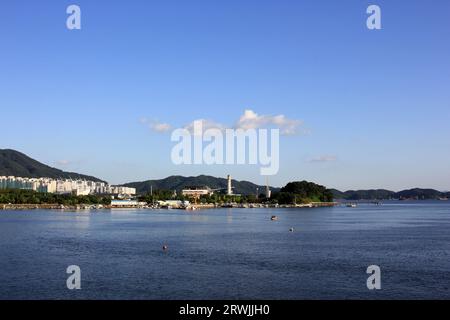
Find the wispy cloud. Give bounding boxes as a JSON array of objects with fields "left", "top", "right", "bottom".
[
  {"left": 55, "top": 160, "right": 71, "bottom": 166},
  {"left": 140, "top": 117, "right": 172, "bottom": 133},
  {"left": 308, "top": 155, "right": 337, "bottom": 163},
  {"left": 141, "top": 109, "right": 303, "bottom": 136},
  {"left": 54, "top": 159, "right": 85, "bottom": 168}
]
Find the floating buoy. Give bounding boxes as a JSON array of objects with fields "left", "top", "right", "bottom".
[
  {"left": 162, "top": 245, "right": 168, "bottom": 251},
  {"left": 289, "top": 228, "right": 294, "bottom": 232}
]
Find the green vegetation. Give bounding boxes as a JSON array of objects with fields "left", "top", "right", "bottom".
[
  {"left": 0, "top": 189, "right": 111, "bottom": 205},
  {"left": 138, "top": 189, "right": 180, "bottom": 203},
  {"left": 1, "top": 180, "right": 334, "bottom": 206},
  {"left": 124, "top": 175, "right": 279, "bottom": 195},
  {"left": 272, "top": 181, "right": 334, "bottom": 204},
  {"left": 138, "top": 180, "right": 334, "bottom": 205},
  {"left": 331, "top": 188, "right": 450, "bottom": 200}
]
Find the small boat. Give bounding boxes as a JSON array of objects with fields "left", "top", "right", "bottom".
[
  {"left": 346, "top": 203, "right": 357, "bottom": 208},
  {"left": 289, "top": 227, "right": 294, "bottom": 232},
  {"left": 271, "top": 215, "right": 278, "bottom": 221}
]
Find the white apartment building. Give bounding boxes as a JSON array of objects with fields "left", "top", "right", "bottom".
[
  {"left": 0, "top": 176, "right": 135, "bottom": 196},
  {"left": 108, "top": 186, "right": 136, "bottom": 196},
  {"left": 0, "top": 176, "right": 57, "bottom": 193}
]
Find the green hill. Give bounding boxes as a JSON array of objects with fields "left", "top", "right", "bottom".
[
  {"left": 395, "top": 188, "right": 444, "bottom": 200},
  {"left": 0, "top": 149, "right": 105, "bottom": 182},
  {"left": 331, "top": 188, "right": 448, "bottom": 200},
  {"left": 123, "top": 175, "right": 279, "bottom": 195}
]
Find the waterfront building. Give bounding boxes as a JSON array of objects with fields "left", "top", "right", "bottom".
[
  {"left": 182, "top": 186, "right": 214, "bottom": 200},
  {"left": 110, "top": 199, "right": 139, "bottom": 207}
]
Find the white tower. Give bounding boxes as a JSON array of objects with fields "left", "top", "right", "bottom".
[
  {"left": 227, "top": 175, "right": 232, "bottom": 196},
  {"left": 265, "top": 177, "right": 271, "bottom": 199}
]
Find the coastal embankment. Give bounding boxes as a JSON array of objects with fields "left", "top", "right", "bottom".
[
  {"left": 0, "top": 204, "right": 105, "bottom": 210},
  {"left": 1, "top": 202, "right": 337, "bottom": 211}
]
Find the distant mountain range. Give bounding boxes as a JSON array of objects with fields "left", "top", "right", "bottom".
[
  {"left": 0, "top": 149, "right": 104, "bottom": 182},
  {"left": 124, "top": 178, "right": 450, "bottom": 199},
  {"left": 1, "top": 149, "right": 448, "bottom": 199},
  {"left": 330, "top": 188, "right": 450, "bottom": 200},
  {"left": 123, "top": 175, "right": 280, "bottom": 195}
]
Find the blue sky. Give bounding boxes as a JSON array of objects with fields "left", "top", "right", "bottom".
[{"left": 1, "top": 0, "right": 449, "bottom": 191}]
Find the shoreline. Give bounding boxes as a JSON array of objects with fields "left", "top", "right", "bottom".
[{"left": 0, "top": 202, "right": 338, "bottom": 211}]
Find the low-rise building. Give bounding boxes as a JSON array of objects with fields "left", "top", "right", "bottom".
[
  {"left": 182, "top": 186, "right": 214, "bottom": 200},
  {"left": 110, "top": 199, "right": 139, "bottom": 207},
  {"left": 109, "top": 186, "right": 136, "bottom": 195},
  {"left": 157, "top": 200, "right": 189, "bottom": 208}
]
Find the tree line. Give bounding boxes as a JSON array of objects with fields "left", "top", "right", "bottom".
[
  {"left": 0, "top": 189, "right": 111, "bottom": 205},
  {"left": 138, "top": 180, "right": 334, "bottom": 204}
]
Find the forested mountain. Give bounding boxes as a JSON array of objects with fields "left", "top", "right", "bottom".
[{"left": 0, "top": 149, "right": 104, "bottom": 182}]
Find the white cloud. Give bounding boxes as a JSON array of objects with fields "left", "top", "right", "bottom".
[
  {"left": 308, "top": 155, "right": 337, "bottom": 163},
  {"left": 140, "top": 117, "right": 172, "bottom": 133},
  {"left": 235, "top": 109, "right": 302, "bottom": 135},
  {"left": 151, "top": 122, "right": 172, "bottom": 132},
  {"left": 141, "top": 109, "right": 303, "bottom": 136}
]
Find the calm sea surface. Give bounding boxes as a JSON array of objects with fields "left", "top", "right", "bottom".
[{"left": 0, "top": 201, "right": 449, "bottom": 299}]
